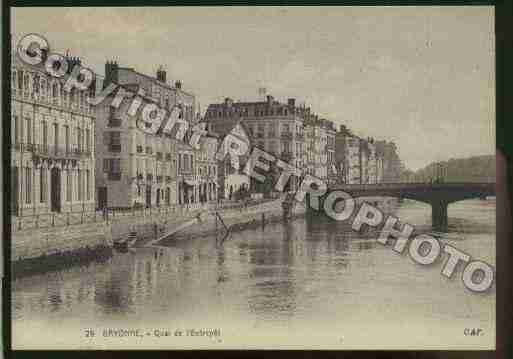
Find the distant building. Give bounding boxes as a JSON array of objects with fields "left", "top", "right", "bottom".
[
  {"left": 205, "top": 95, "right": 306, "bottom": 192},
  {"left": 10, "top": 49, "right": 96, "bottom": 216},
  {"left": 95, "top": 61, "right": 197, "bottom": 208},
  {"left": 375, "top": 140, "right": 402, "bottom": 183},
  {"left": 208, "top": 118, "right": 251, "bottom": 200},
  {"left": 195, "top": 130, "right": 219, "bottom": 203},
  {"left": 335, "top": 131, "right": 362, "bottom": 184},
  {"left": 304, "top": 116, "right": 336, "bottom": 182}
]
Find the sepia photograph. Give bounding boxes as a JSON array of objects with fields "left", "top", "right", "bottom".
[{"left": 8, "top": 5, "right": 496, "bottom": 350}]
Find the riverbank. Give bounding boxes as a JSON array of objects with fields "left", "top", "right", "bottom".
[{"left": 11, "top": 197, "right": 302, "bottom": 275}]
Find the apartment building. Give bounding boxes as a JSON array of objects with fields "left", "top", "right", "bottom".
[
  {"left": 205, "top": 95, "right": 306, "bottom": 192},
  {"left": 304, "top": 116, "right": 336, "bottom": 182},
  {"left": 195, "top": 131, "right": 219, "bottom": 203},
  {"left": 206, "top": 118, "right": 251, "bottom": 200},
  {"left": 10, "top": 52, "right": 96, "bottom": 216},
  {"left": 96, "top": 62, "right": 196, "bottom": 208}
]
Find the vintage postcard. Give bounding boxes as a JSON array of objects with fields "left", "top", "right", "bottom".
[{"left": 9, "top": 6, "right": 495, "bottom": 350}]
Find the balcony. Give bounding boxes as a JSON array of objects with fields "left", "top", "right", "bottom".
[
  {"left": 281, "top": 132, "right": 293, "bottom": 140},
  {"left": 23, "top": 143, "right": 92, "bottom": 159},
  {"left": 296, "top": 133, "right": 305, "bottom": 140}
]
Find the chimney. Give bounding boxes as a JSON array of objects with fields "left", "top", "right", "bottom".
[
  {"left": 175, "top": 80, "right": 182, "bottom": 89},
  {"left": 104, "top": 60, "right": 119, "bottom": 86},
  {"left": 156, "top": 66, "right": 166, "bottom": 83},
  {"left": 288, "top": 98, "right": 295, "bottom": 107},
  {"left": 224, "top": 97, "right": 233, "bottom": 107}
]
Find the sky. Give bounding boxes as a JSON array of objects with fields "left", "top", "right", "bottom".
[{"left": 12, "top": 6, "right": 495, "bottom": 171}]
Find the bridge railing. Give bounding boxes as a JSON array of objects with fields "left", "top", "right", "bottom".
[{"left": 331, "top": 182, "right": 495, "bottom": 190}]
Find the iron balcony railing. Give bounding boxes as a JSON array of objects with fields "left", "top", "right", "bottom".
[
  {"left": 15, "top": 143, "right": 92, "bottom": 158},
  {"left": 281, "top": 132, "right": 293, "bottom": 140}
]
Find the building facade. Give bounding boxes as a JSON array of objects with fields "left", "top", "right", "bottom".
[
  {"left": 207, "top": 120, "right": 251, "bottom": 200},
  {"left": 304, "top": 116, "right": 336, "bottom": 182},
  {"left": 205, "top": 95, "right": 306, "bottom": 193},
  {"left": 95, "top": 62, "right": 197, "bottom": 209},
  {"left": 11, "top": 52, "right": 96, "bottom": 216},
  {"left": 194, "top": 131, "right": 219, "bottom": 203}
]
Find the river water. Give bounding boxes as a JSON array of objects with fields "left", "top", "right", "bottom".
[{"left": 12, "top": 198, "right": 495, "bottom": 350}]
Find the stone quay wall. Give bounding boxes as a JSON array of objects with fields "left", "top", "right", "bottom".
[
  {"left": 12, "top": 221, "right": 112, "bottom": 262},
  {"left": 11, "top": 197, "right": 307, "bottom": 264}
]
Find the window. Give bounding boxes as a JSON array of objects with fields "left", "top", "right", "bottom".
[
  {"left": 34, "top": 74, "right": 40, "bottom": 95},
  {"left": 25, "top": 167, "right": 32, "bottom": 204},
  {"left": 70, "top": 88, "right": 76, "bottom": 106},
  {"left": 52, "top": 82, "right": 58, "bottom": 102},
  {"left": 54, "top": 124, "right": 59, "bottom": 152},
  {"left": 86, "top": 170, "right": 90, "bottom": 200},
  {"left": 25, "top": 117, "right": 32, "bottom": 144},
  {"left": 14, "top": 115, "right": 20, "bottom": 144},
  {"left": 40, "top": 78, "right": 46, "bottom": 99},
  {"left": 108, "top": 132, "right": 121, "bottom": 152},
  {"left": 77, "top": 170, "right": 82, "bottom": 201},
  {"left": 64, "top": 125, "right": 69, "bottom": 152},
  {"left": 104, "top": 159, "right": 121, "bottom": 180},
  {"left": 41, "top": 121, "right": 48, "bottom": 149},
  {"left": 77, "top": 127, "right": 82, "bottom": 152},
  {"left": 67, "top": 171, "right": 72, "bottom": 201},
  {"left": 85, "top": 129, "right": 90, "bottom": 152},
  {"left": 17, "top": 70, "right": 23, "bottom": 91}
]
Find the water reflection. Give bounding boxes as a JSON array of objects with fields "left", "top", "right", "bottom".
[{"left": 12, "top": 199, "right": 495, "bottom": 348}]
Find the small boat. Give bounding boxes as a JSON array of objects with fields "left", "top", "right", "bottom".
[{"left": 113, "top": 231, "right": 138, "bottom": 251}]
